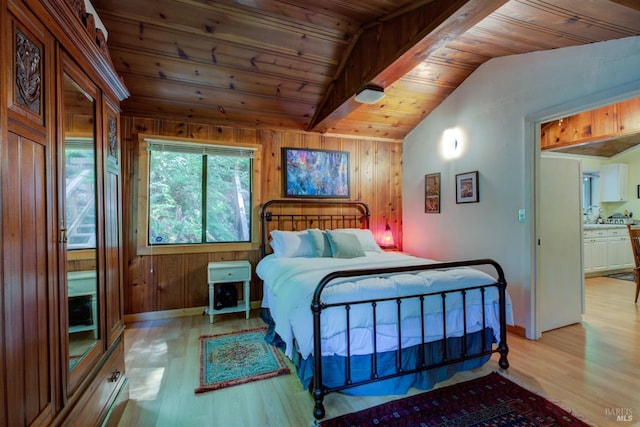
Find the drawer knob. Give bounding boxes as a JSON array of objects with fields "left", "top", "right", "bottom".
[{"left": 108, "top": 369, "right": 121, "bottom": 383}]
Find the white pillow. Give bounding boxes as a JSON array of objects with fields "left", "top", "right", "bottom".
[
  {"left": 269, "top": 239, "right": 281, "bottom": 254},
  {"left": 340, "top": 228, "right": 384, "bottom": 253},
  {"left": 269, "top": 230, "right": 315, "bottom": 258}
]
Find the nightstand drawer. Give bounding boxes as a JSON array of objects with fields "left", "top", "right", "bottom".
[{"left": 207, "top": 261, "right": 251, "bottom": 283}]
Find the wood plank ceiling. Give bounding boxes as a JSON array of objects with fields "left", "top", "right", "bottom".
[{"left": 93, "top": 0, "right": 640, "bottom": 142}]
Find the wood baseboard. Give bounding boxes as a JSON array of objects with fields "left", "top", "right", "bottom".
[
  {"left": 507, "top": 324, "right": 526, "bottom": 337},
  {"left": 124, "top": 301, "right": 263, "bottom": 324}
]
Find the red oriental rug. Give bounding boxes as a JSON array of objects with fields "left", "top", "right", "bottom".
[
  {"left": 319, "top": 372, "right": 591, "bottom": 427},
  {"left": 195, "top": 328, "right": 290, "bottom": 394}
]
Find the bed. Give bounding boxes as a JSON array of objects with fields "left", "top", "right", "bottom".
[{"left": 257, "top": 199, "right": 512, "bottom": 419}]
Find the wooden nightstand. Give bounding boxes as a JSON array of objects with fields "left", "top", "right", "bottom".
[{"left": 207, "top": 260, "right": 251, "bottom": 323}]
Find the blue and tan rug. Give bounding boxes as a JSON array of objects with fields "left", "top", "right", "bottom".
[{"left": 195, "top": 327, "right": 290, "bottom": 394}]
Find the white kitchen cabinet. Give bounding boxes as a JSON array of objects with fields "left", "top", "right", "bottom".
[
  {"left": 607, "top": 236, "right": 627, "bottom": 269},
  {"left": 606, "top": 228, "right": 635, "bottom": 269},
  {"left": 584, "top": 226, "right": 634, "bottom": 273},
  {"left": 584, "top": 236, "right": 608, "bottom": 272},
  {"left": 600, "top": 163, "right": 628, "bottom": 202}
]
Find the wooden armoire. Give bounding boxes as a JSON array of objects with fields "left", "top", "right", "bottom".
[{"left": 1, "top": 0, "right": 129, "bottom": 425}]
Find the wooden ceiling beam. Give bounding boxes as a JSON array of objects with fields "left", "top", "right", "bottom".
[
  {"left": 609, "top": 0, "right": 640, "bottom": 12},
  {"left": 308, "top": 0, "right": 509, "bottom": 133}
]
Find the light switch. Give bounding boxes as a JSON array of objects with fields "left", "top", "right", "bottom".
[{"left": 518, "top": 209, "right": 526, "bottom": 223}]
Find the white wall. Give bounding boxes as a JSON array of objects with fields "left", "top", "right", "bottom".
[{"left": 402, "top": 36, "right": 640, "bottom": 335}]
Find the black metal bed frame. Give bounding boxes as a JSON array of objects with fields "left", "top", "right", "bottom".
[
  {"left": 259, "top": 200, "right": 509, "bottom": 420},
  {"left": 311, "top": 259, "right": 509, "bottom": 419}
]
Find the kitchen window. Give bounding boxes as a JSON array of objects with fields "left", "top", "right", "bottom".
[{"left": 582, "top": 172, "right": 598, "bottom": 212}]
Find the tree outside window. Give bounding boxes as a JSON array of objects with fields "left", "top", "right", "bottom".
[{"left": 148, "top": 148, "right": 252, "bottom": 245}]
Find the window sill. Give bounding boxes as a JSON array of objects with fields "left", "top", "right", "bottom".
[{"left": 136, "top": 242, "right": 259, "bottom": 256}]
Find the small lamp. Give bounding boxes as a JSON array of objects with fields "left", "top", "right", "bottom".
[{"left": 380, "top": 220, "right": 396, "bottom": 249}]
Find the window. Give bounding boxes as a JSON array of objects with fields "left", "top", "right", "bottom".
[
  {"left": 582, "top": 172, "right": 599, "bottom": 212},
  {"left": 143, "top": 138, "right": 257, "bottom": 248}
]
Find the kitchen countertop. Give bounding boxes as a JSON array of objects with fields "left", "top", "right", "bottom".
[{"left": 583, "top": 223, "right": 630, "bottom": 229}]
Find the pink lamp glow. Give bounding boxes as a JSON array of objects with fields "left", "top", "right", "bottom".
[{"left": 380, "top": 221, "right": 395, "bottom": 248}]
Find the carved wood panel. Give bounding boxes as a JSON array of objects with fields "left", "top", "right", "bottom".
[
  {"left": 9, "top": 13, "right": 47, "bottom": 127},
  {"left": 108, "top": 114, "right": 118, "bottom": 161},
  {"left": 15, "top": 29, "right": 41, "bottom": 114}
]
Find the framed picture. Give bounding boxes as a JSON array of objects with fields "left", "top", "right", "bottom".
[
  {"left": 425, "top": 173, "right": 441, "bottom": 213},
  {"left": 637, "top": 184, "right": 640, "bottom": 199},
  {"left": 456, "top": 171, "right": 479, "bottom": 204},
  {"left": 282, "top": 147, "right": 350, "bottom": 198}
]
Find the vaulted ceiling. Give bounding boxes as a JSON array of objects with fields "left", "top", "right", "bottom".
[{"left": 93, "top": 0, "right": 640, "bottom": 142}]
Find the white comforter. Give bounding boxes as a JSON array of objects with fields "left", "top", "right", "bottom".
[{"left": 257, "top": 252, "right": 513, "bottom": 359}]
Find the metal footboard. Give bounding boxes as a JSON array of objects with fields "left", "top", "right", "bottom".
[{"left": 310, "top": 259, "right": 509, "bottom": 420}]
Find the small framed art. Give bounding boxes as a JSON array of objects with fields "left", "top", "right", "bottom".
[
  {"left": 455, "top": 171, "right": 479, "bottom": 204},
  {"left": 282, "top": 147, "right": 350, "bottom": 198},
  {"left": 425, "top": 173, "right": 441, "bottom": 213}
]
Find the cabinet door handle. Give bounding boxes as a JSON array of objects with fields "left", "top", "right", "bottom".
[{"left": 108, "top": 369, "right": 121, "bottom": 382}]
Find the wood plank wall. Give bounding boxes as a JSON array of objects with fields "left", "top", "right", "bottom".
[
  {"left": 121, "top": 116, "right": 403, "bottom": 315},
  {"left": 541, "top": 97, "right": 640, "bottom": 150}
]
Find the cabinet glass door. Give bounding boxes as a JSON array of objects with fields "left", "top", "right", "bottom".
[{"left": 61, "top": 69, "right": 100, "bottom": 375}]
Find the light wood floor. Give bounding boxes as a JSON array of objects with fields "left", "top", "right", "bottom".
[{"left": 117, "top": 277, "right": 639, "bottom": 427}]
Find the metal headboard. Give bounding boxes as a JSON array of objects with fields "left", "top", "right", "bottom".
[{"left": 260, "top": 199, "right": 370, "bottom": 257}]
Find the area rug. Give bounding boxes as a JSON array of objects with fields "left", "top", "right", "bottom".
[
  {"left": 319, "top": 372, "right": 591, "bottom": 427},
  {"left": 606, "top": 272, "right": 635, "bottom": 281},
  {"left": 194, "top": 327, "right": 290, "bottom": 394}
]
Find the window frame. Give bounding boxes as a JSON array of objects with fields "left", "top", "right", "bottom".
[{"left": 136, "top": 134, "right": 262, "bottom": 255}]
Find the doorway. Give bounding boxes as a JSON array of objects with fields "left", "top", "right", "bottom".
[{"left": 530, "top": 84, "right": 640, "bottom": 339}]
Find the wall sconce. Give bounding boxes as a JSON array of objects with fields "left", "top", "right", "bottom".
[
  {"left": 379, "top": 219, "right": 396, "bottom": 249},
  {"left": 355, "top": 85, "right": 385, "bottom": 104},
  {"left": 442, "top": 128, "right": 462, "bottom": 159}
]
